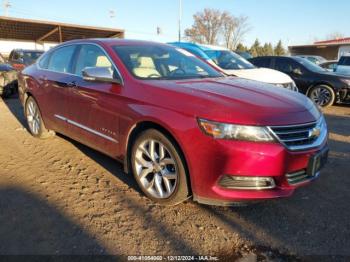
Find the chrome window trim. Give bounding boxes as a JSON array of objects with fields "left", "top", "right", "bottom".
[
  {"left": 54, "top": 114, "right": 118, "bottom": 143},
  {"left": 36, "top": 42, "right": 124, "bottom": 85},
  {"left": 268, "top": 117, "right": 328, "bottom": 151}
]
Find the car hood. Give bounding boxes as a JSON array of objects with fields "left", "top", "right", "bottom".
[
  {"left": 142, "top": 77, "right": 320, "bottom": 126},
  {"left": 223, "top": 68, "right": 293, "bottom": 84}
]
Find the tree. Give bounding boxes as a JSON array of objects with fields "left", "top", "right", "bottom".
[
  {"left": 236, "top": 43, "right": 248, "bottom": 52},
  {"left": 250, "top": 39, "right": 262, "bottom": 57},
  {"left": 274, "top": 40, "right": 286, "bottom": 56},
  {"left": 262, "top": 42, "right": 274, "bottom": 56},
  {"left": 185, "top": 8, "right": 225, "bottom": 45},
  {"left": 184, "top": 9, "right": 250, "bottom": 48},
  {"left": 221, "top": 15, "right": 250, "bottom": 50},
  {"left": 230, "top": 16, "right": 250, "bottom": 50},
  {"left": 221, "top": 12, "right": 236, "bottom": 49},
  {"left": 326, "top": 32, "right": 344, "bottom": 40}
]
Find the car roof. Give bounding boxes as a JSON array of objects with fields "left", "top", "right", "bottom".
[
  {"left": 11, "top": 49, "right": 44, "bottom": 52},
  {"left": 62, "top": 38, "right": 170, "bottom": 47},
  {"left": 168, "top": 42, "right": 230, "bottom": 52}
]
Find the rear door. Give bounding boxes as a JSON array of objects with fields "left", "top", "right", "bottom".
[
  {"left": 64, "top": 43, "right": 122, "bottom": 156},
  {"left": 42, "top": 44, "right": 78, "bottom": 134}
]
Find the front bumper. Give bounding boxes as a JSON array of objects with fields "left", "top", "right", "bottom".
[{"left": 184, "top": 130, "right": 328, "bottom": 206}]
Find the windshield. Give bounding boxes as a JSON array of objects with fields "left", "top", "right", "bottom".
[
  {"left": 204, "top": 50, "right": 255, "bottom": 70},
  {"left": 22, "top": 51, "right": 44, "bottom": 65},
  {"left": 296, "top": 57, "right": 327, "bottom": 73},
  {"left": 113, "top": 45, "right": 222, "bottom": 80}
]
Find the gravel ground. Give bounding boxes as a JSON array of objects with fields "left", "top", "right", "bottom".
[{"left": 0, "top": 97, "right": 349, "bottom": 261}]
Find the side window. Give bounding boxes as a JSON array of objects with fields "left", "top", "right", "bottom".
[
  {"left": 38, "top": 53, "right": 50, "bottom": 69},
  {"left": 74, "top": 44, "right": 113, "bottom": 76},
  {"left": 48, "top": 45, "right": 76, "bottom": 73},
  {"left": 275, "top": 59, "right": 303, "bottom": 74},
  {"left": 252, "top": 58, "right": 271, "bottom": 68}
]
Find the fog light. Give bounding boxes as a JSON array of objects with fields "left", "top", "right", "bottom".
[{"left": 219, "top": 175, "right": 276, "bottom": 190}]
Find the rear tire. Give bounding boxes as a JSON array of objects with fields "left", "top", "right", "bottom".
[
  {"left": 25, "top": 96, "right": 55, "bottom": 139},
  {"left": 130, "top": 129, "right": 189, "bottom": 205},
  {"left": 308, "top": 85, "right": 335, "bottom": 107}
]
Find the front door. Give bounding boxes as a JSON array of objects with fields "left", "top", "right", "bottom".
[{"left": 64, "top": 44, "right": 122, "bottom": 157}]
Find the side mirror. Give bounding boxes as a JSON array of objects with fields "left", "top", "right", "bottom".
[
  {"left": 292, "top": 68, "right": 302, "bottom": 75},
  {"left": 82, "top": 67, "right": 122, "bottom": 84}
]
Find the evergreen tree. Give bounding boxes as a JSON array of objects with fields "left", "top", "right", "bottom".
[
  {"left": 250, "top": 39, "right": 262, "bottom": 57},
  {"left": 236, "top": 43, "right": 248, "bottom": 52},
  {"left": 274, "top": 40, "right": 286, "bottom": 56}
]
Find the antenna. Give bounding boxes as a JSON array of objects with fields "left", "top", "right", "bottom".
[
  {"left": 178, "top": 0, "right": 182, "bottom": 42},
  {"left": 2, "top": 0, "right": 11, "bottom": 16}
]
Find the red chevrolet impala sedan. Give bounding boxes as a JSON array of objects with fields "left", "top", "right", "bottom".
[{"left": 18, "top": 39, "right": 328, "bottom": 206}]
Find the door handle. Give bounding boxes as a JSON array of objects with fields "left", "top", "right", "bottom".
[{"left": 66, "top": 81, "right": 78, "bottom": 88}]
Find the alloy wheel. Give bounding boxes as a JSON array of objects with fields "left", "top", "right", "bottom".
[
  {"left": 26, "top": 99, "right": 41, "bottom": 135},
  {"left": 310, "top": 86, "right": 332, "bottom": 106},
  {"left": 134, "top": 139, "right": 178, "bottom": 199}
]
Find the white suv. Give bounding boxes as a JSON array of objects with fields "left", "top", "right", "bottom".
[{"left": 169, "top": 42, "right": 298, "bottom": 91}]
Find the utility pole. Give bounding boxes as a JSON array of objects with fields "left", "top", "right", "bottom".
[
  {"left": 2, "top": 0, "right": 11, "bottom": 16},
  {"left": 178, "top": 0, "right": 182, "bottom": 42}
]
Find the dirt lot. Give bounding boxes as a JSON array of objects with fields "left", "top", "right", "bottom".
[{"left": 0, "top": 96, "right": 349, "bottom": 261}]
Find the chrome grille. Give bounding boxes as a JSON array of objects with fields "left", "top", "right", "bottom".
[{"left": 270, "top": 121, "right": 318, "bottom": 148}]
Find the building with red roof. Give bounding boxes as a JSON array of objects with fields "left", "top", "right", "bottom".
[{"left": 289, "top": 37, "right": 350, "bottom": 60}]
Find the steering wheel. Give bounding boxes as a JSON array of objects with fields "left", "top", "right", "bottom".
[
  {"left": 148, "top": 74, "right": 161, "bottom": 78},
  {"left": 169, "top": 68, "right": 186, "bottom": 76}
]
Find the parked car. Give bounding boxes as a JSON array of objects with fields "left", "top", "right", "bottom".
[
  {"left": 18, "top": 39, "right": 328, "bottom": 206},
  {"left": 295, "top": 55, "right": 327, "bottom": 65},
  {"left": 320, "top": 60, "right": 338, "bottom": 72},
  {"left": 169, "top": 42, "right": 298, "bottom": 91},
  {"left": 0, "top": 53, "right": 18, "bottom": 98},
  {"left": 249, "top": 56, "right": 350, "bottom": 107},
  {"left": 8, "top": 49, "right": 44, "bottom": 71},
  {"left": 334, "top": 54, "right": 350, "bottom": 76}
]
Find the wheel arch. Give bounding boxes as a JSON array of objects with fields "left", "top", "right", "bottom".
[
  {"left": 306, "top": 82, "right": 335, "bottom": 96},
  {"left": 123, "top": 120, "right": 192, "bottom": 195}
]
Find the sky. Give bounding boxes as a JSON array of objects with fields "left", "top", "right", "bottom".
[{"left": 1, "top": 0, "right": 350, "bottom": 47}]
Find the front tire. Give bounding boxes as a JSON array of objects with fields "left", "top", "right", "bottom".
[
  {"left": 308, "top": 85, "right": 335, "bottom": 107},
  {"left": 25, "top": 96, "right": 55, "bottom": 139},
  {"left": 131, "top": 129, "right": 189, "bottom": 205}
]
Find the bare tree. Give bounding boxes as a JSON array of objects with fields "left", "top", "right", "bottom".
[
  {"left": 185, "top": 9, "right": 250, "bottom": 50},
  {"left": 185, "top": 9, "right": 226, "bottom": 45},
  {"left": 221, "top": 12, "right": 236, "bottom": 49},
  {"left": 326, "top": 32, "right": 345, "bottom": 40},
  {"left": 230, "top": 16, "right": 250, "bottom": 50}
]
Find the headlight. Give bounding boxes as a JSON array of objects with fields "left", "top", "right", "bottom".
[
  {"left": 198, "top": 119, "right": 276, "bottom": 142},
  {"left": 341, "top": 79, "right": 350, "bottom": 86}
]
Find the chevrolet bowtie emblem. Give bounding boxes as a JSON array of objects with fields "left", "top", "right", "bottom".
[{"left": 308, "top": 127, "right": 321, "bottom": 139}]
